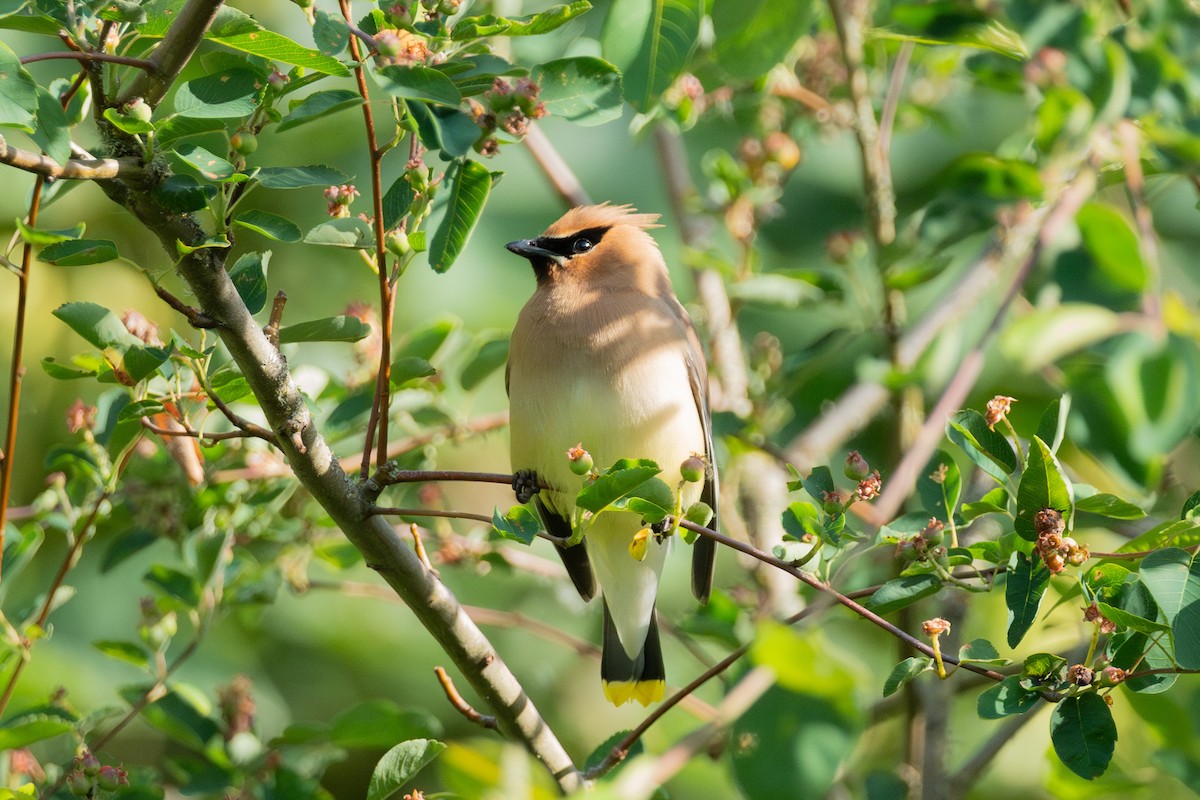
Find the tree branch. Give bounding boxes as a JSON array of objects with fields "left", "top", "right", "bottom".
[
  {"left": 20, "top": 50, "right": 156, "bottom": 71},
  {"left": 0, "top": 135, "right": 142, "bottom": 181},
  {"left": 523, "top": 123, "right": 591, "bottom": 207},
  {"left": 118, "top": 0, "right": 225, "bottom": 107}
]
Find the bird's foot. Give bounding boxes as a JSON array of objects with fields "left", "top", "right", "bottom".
[
  {"left": 513, "top": 469, "right": 539, "bottom": 504},
  {"left": 650, "top": 515, "right": 675, "bottom": 544}
]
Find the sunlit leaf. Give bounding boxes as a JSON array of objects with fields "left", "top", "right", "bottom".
[
  {"left": 533, "top": 57, "right": 623, "bottom": 125},
  {"left": 429, "top": 159, "right": 491, "bottom": 273},
  {"left": 367, "top": 739, "right": 446, "bottom": 800},
  {"left": 601, "top": 0, "right": 702, "bottom": 112}
]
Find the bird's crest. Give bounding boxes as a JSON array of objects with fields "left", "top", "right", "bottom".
[{"left": 543, "top": 203, "right": 662, "bottom": 237}]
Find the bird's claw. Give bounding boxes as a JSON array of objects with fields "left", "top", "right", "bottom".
[{"left": 513, "top": 469, "right": 539, "bottom": 504}]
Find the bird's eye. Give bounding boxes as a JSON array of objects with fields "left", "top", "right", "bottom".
[{"left": 572, "top": 237, "right": 593, "bottom": 254}]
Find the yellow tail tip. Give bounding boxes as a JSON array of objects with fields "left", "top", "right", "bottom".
[{"left": 603, "top": 679, "right": 665, "bottom": 707}]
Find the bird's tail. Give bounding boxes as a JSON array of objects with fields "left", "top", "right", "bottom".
[{"left": 601, "top": 600, "right": 665, "bottom": 707}]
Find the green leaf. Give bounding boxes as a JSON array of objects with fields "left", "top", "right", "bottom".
[
  {"left": 1024, "top": 652, "right": 1067, "bottom": 682},
  {"left": 98, "top": 0, "right": 146, "bottom": 23},
  {"left": 1005, "top": 551, "right": 1050, "bottom": 648},
  {"left": 39, "top": 239, "right": 119, "bottom": 266},
  {"left": 946, "top": 409, "right": 1016, "bottom": 482},
  {"left": 1138, "top": 548, "right": 1191, "bottom": 624},
  {"left": 174, "top": 144, "right": 235, "bottom": 181},
  {"left": 871, "top": 19, "right": 1026, "bottom": 60},
  {"left": 1000, "top": 304, "right": 1122, "bottom": 373},
  {"left": 313, "top": 7, "right": 349, "bottom": 55},
  {"left": 533, "top": 57, "right": 623, "bottom": 125},
  {"left": 277, "top": 88, "right": 362, "bottom": 132},
  {"left": 93, "top": 639, "right": 150, "bottom": 669},
  {"left": 0, "top": 715, "right": 73, "bottom": 749},
  {"left": 155, "top": 174, "right": 217, "bottom": 212},
  {"left": 144, "top": 565, "right": 202, "bottom": 606},
  {"left": 712, "top": 0, "right": 813, "bottom": 79},
  {"left": 976, "top": 675, "right": 1039, "bottom": 719},
  {"left": 234, "top": 210, "right": 301, "bottom": 242},
  {"left": 801, "top": 466, "right": 835, "bottom": 506},
  {"left": 491, "top": 506, "right": 541, "bottom": 545},
  {"left": 277, "top": 315, "right": 371, "bottom": 344},
  {"left": 601, "top": 0, "right": 702, "bottom": 112},
  {"left": 367, "top": 739, "right": 446, "bottom": 800},
  {"left": 1014, "top": 436, "right": 1074, "bottom": 541},
  {"left": 390, "top": 356, "right": 436, "bottom": 387},
  {"left": 576, "top": 459, "right": 662, "bottom": 514},
  {"left": 40, "top": 357, "right": 95, "bottom": 380},
  {"left": 1050, "top": 694, "right": 1117, "bottom": 780},
  {"left": 882, "top": 656, "right": 932, "bottom": 697},
  {"left": 32, "top": 86, "right": 70, "bottom": 165},
  {"left": 1074, "top": 493, "right": 1145, "bottom": 520},
  {"left": 15, "top": 219, "right": 83, "bottom": 245},
  {"left": 781, "top": 501, "right": 821, "bottom": 541},
  {"left": 0, "top": 41, "right": 37, "bottom": 131},
  {"left": 864, "top": 574, "right": 942, "bottom": 615},
  {"left": 1036, "top": 394, "right": 1070, "bottom": 453},
  {"left": 584, "top": 729, "right": 645, "bottom": 773},
  {"left": 304, "top": 218, "right": 373, "bottom": 248},
  {"left": 957, "top": 638, "right": 1009, "bottom": 666},
  {"left": 228, "top": 251, "right": 270, "bottom": 315},
  {"left": 1183, "top": 491, "right": 1200, "bottom": 520},
  {"left": 459, "top": 334, "right": 508, "bottom": 390},
  {"left": 917, "top": 450, "right": 961, "bottom": 523},
  {"left": 1095, "top": 602, "right": 1170, "bottom": 635},
  {"left": 396, "top": 317, "right": 458, "bottom": 362},
  {"left": 961, "top": 486, "right": 1009, "bottom": 521},
  {"left": 198, "top": 10, "right": 349, "bottom": 77},
  {"left": 452, "top": 1, "right": 591, "bottom": 39},
  {"left": 52, "top": 302, "right": 141, "bottom": 349},
  {"left": 374, "top": 65, "right": 462, "bottom": 106},
  {"left": 1076, "top": 202, "right": 1146, "bottom": 292},
  {"left": 175, "top": 69, "right": 263, "bottom": 118},
  {"left": 331, "top": 700, "right": 441, "bottom": 748},
  {"left": 257, "top": 164, "right": 353, "bottom": 189},
  {"left": 429, "top": 159, "right": 492, "bottom": 273},
  {"left": 116, "top": 398, "right": 166, "bottom": 423},
  {"left": 616, "top": 477, "right": 675, "bottom": 524},
  {"left": 1118, "top": 518, "right": 1200, "bottom": 553},
  {"left": 382, "top": 177, "right": 415, "bottom": 229},
  {"left": 102, "top": 106, "right": 156, "bottom": 135},
  {"left": 406, "top": 101, "right": 480, "bottom": 158}
]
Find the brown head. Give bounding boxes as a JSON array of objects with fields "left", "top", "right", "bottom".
[{"left": 506, "top": 204, "right": 670, "bottom": 295}]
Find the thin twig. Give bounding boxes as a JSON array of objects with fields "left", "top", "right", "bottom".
[
  {"left": 263, "top": 291, "right": 287, "bottom": 346},
  {"left": 878, "top": 41, "right": 914, "bottom": 169},
  {"left": 435, "top": 666, "right": 499, "bottom": 729},
  {"left": 870, "top": 168, "right": 1097, "bottom": 524},
  {"left": 372, "top": 507, "right": 493, "bottom": 525},
  {"left": 653, "top": 124, "right": 752, "bottom": 416},
  {"left": 139, "top": 418, "right": 259, "bottom": 442},
  {"left": 523, "top": 124, "right": 591, "bottom": 207},
  {"left": 342, "top": 0, "right": 395, "bottom": 478},
  {"left": 1117, "top": 120, "right": 1163, "bottom": 327},
  {"left": 0, "top": 135, "right": 141, "bottom": 180},
  {"left": 154, "top": 284, "right": 220, "bottom": 328},
  {"left": 0, "top": 177, "right": 42, "bottom": 584},
  {"left": 20, "top": 50, "right": 156, "bottom": 71}
]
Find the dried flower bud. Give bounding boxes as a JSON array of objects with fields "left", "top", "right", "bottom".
[
  {"left": 1083, "top": 602, "right": 1102, "bottom": 623},
  {"left": 1066, "top": 664, "right": 1094, "bottom": 686},
  {"left": 843, "top": 451, "right": 869, "bottom": 481},
  {"left": 985, "top": 395, "right": 1017, "bottom": 430},
  {"left": 122, "top": 309, "right": 161, "bottom": 345},
  {"left": 763, "top": 131, "right": 801, "bottom": 170},
  {"left": 1045, "top": 551, "right": 1066, "bottom": 573},
  {"left": 855, "top": 470, "right": 882, "bottom": 502},
  {"left": 922, "top": 617, "right": 951, "bottom": 637},
  {"left": 1034, "top": 508, "right": 1065, "bottom": 537},
  {"left": 1067, "top": 545, "right": 1089, "bottom": 567},
  {"left": 1101, "top": 665, "right": 1126, "bottom": 685},
  {"left": 922, "top": 517, "right": 946, "bottom": 546},
  {"left": 217, "top": 675, "right": 256, "bottom": 739},
  {"left": 65, "top": 399, "right": 97, "bottom": 434}
]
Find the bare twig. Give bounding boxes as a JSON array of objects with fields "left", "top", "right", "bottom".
[
  {"left": 372, "top": 507, "right": 493, "bottom": 525},
  {"left": 1117, "top": 120, "right": 1163, "bottom": 327},
  {"left": 879, "top": 41, "right": 914, "bottom": 170},
  {"left": 0, "top": 135, "right": 142, "bottom": 181},
  {"left": 139, "top": 418, "right": 260, "bottom": 443},
  {"left": 828, "top": 0, "right": 896, "bottom": 249},
  {"left": 523, "top": 124, "right": 592, "bottom": 207},
  {"left": 264, "top": 291, "right": 287, "bottom": 345},
  {"left": 653, "top": 124, "right": 752, "bottom": 416},
  {"left": 20, "top": 50, "right": 156, "bottom": 71},
  {"left": 435, "top": 666, "right": 499, "bottom": 730},
  {"left": 0, "top": 177, "right": 42, "bottom": 583},
  {"left": 871, "top": 168, "right": 1097, "bottom": 524},
  {"left": 154, "top": 284, "right": 220, "bottom": 328},
  {"left": 342, "top": 0, "right": 395, "bottom": 477}
]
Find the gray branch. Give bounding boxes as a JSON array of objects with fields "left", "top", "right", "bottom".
[{"left": 0, "top": 135, "right": 141, "bottom": 180}]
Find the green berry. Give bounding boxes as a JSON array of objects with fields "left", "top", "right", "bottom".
[
  {"left": 566, "top": 445, "right": 593, "bottom": 476},
  {"left": 230, "top": 132, "right": 258, "bottom": 155},
  {"left": 680, "top": 455, "right": 706, "bottom": 483}
]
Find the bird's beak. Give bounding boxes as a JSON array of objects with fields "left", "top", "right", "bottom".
[{"left": 506, "top": 239, "right": 561, "bottom": 263}]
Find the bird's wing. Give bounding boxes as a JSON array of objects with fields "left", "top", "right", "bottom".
[
  {"left": 676, "top": 301, "right": 718, "bottom": 604},
  {"left": 536, "top": 495, "right": 596, "bottom": 600}
]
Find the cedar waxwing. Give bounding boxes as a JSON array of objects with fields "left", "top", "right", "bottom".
[{"left": 505, "top": 204, "right": 718, "bottom": 706}]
